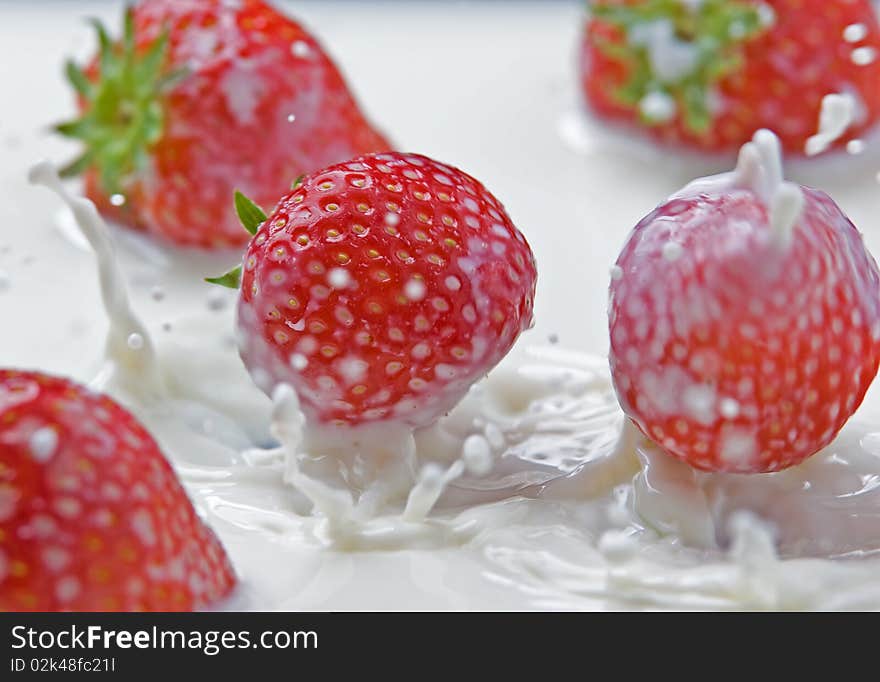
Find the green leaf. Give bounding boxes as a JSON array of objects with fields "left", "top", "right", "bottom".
[
  {"left": 682, "top": 82, "right": 711, "bottom": 134},
  {"left": 234, "top": 190, "right": 267, "bottom": 235},
  {"left": 122, "top": 6, "right": 135, "bottom": 54},
  {"left": 59, "top": 151, "right": 96, "bottom": 178},
  {"left": 53, "top": 118, "right": 92, "bottom": 139},
  {"left": 57, "top": 9, "right": 169, "bottom": 192},
  {"left": 138, "top": 29, "right": 170, "bottom": 84},
  {"left": 205, "top": 265, "right": 242, "bottom": 289},
  {"left": 291, "top": 174, "right": 305, "bottom": 190},
  {"left": 57, "top": 8, "right": 187, "bottom": 196},
  {"left": 64, "top": 60, "right": 93, "bottom": 98},
  {"left": 89, "top": 18, "right": 114, "bottom": 73}
]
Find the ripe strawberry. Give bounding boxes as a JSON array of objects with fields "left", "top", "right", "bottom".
[
  {"left": 0, "top": 370, "right": 236, "bottom": 611},
  {"left": 581, "top": 0, "right": 880, "bottom": 154},
  {"left": 56, "top": 0, "right": 389, "bottom": 248},
  {"left": 609, "top": 130, "right": 880, "bottom": 473},
  {"left": 220, "top": 152, "right": 537, "bottom": 428}
]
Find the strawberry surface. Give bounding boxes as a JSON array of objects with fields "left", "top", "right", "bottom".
[
  {"left": 0, "top": 371, "right": 236, "bottom": 611},
  {"left": 235, "top": 152, "right": 538, "bottom": 428},
  {"left": 582, "top": 0, "right": 880, "bottom": 154},
  {"left": 609, "top": 138, "right": 880, "bottom": 473},
  {"left": 58, "top": 0, "right": 390, "bottom": 248}
]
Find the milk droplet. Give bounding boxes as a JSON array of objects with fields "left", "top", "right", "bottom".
[
  {"left": 463, "top": 435, "right": 493, "bottom": 476},
  {"left": 127, "top": 333, "right": 144, "bottom": 350},
  {"left": 484, "top": 422, "right": 504, "bottom": 450},
  {"left": 757, "top": 3, "right": 776, "bottom": 26},
  {"left": 847, "top": 139, "right": 866, "bottom": 155},
  {"left": 291, "top": 41, "right": 311, "bottom": 58},
  {"left": 610, "top": 265, "right": 624, "bottom": 281},
  {"left": 109, "top": 193, "right": 126, "bottom": 207},
  {"left": 29, "top": 428, "right": 58, "bottom": 462},
  {"left": 290, "top": 353, "right": 308, "bottom": 371},
  {"left": 662, "top": 242, "right": 683, "bottom": 261},
  {"left": 852, "top": 46, "right": 877, "bottom": 65},
  {"left": 728, "top": 21, "right": 747, "bottom": 40},
  {"left": 287, "top": 114, "right": 296, "bottom": 123},
  {"left": 338, "top": 357, "right": 368, "bottom": 383},
  {"left": 328, "top": 268, "right": 351, "bottom": 289},
  {"left": 639, "top": 91, "right": 676, "bottom": 123},
  {"left": 844, "top": 23, "right": 868, "bottom": 43},
  {"left": 384, "top": 212, "right": 400, "bottom": 227},
  {"left": 404, "top": 279, "right": 426, "bottom": 301},
  {"left": 720, "top": 398, "right": 741, "bottom": 419}
]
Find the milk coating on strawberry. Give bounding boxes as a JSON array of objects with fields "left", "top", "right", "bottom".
[
  {"left": 232, "top": 153, "right": 538, "bottom": 428},
  {"left": 581, "top": 0, "right": 880, "bottom": 154},
  {"left": 0, "top": 371, "right": 236, "bottom": 611},
  {"left": 56, "top": 0, "right": 389, "bottom": 248},
  {"left": 609, "top": 130, "right": 880, "bottom": 474}
]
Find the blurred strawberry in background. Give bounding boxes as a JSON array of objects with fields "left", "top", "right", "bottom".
[
  {"left": 581, "top": 0, "right": 880, "bottom": 155},
  {"left": 56, "top": 0, "right": 390, "bottom": 248}
]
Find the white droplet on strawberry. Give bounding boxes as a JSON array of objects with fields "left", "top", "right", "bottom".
[
  {"left": 610, "top": 129, "right": 880, "bottom": 473},
  {"left": 852, "top": 46, "right": 878, "bottom": 65},
  {"left": 844, "top": 22, "right": 869, "bottom": 43}
]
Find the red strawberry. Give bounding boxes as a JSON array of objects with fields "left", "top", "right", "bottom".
[
  {"left": 223, "top": 152, "right": 537, "bottom": 428},
  {"left": 609, "top": 130, "right": 880, "bottom": 473},
  {"left": 0, "top": 370, "right": 236, "bottom": 611},
  {"left": 581, "top": 0, "right": 880, "bottom": 154},
  {"left": 56, "top": 0, "right": 389, "bottom": 248}
]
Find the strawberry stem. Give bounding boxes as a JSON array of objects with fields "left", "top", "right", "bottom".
[
  {"left": 54, "top": 9, "right": 188, "bottom": 197},
  {"left": 590, "top": 0, "right": 772, "bottom": 134}
]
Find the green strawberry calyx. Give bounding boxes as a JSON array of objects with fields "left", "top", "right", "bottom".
[
  {"left": 54, "top": 8, "right": 188, "bottom": 197},
  {"left": 590, "top": 0, "right": 774, "bottom": 133},
  {"left": 205, "top": 191, "right": 268, "bottom": 289}
]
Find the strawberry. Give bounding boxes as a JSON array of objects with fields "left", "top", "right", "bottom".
[
  {"left": 581, "top": 0, "right": 880, "bottom": 154},
  {"left": 56, "top": 0, "right": 389, "bottom": 248},
  {"left": 216, "top": 152, "right": 537, "bottom": 428},
  {"left": 0, "top": 370, "right": 236, "bottom": 611},
  {"left": 608, "top": 130, "right": 880, "bottom": 473}
]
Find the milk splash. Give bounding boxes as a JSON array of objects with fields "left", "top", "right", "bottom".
[
  {"left": 805, "top": 93, "right": 857, "bottom": 157},
  {"left": 23, "top": 161, "right": 880, "bottom": 611},
  {"left": 268, "top": 383, "right": 485, "bottom": 551},
  {"left": 673, "top": 128, "right": 805, "bottom": 245},
  {"left": 28, "top": 161, "right": 164, "bottom": 402}
]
